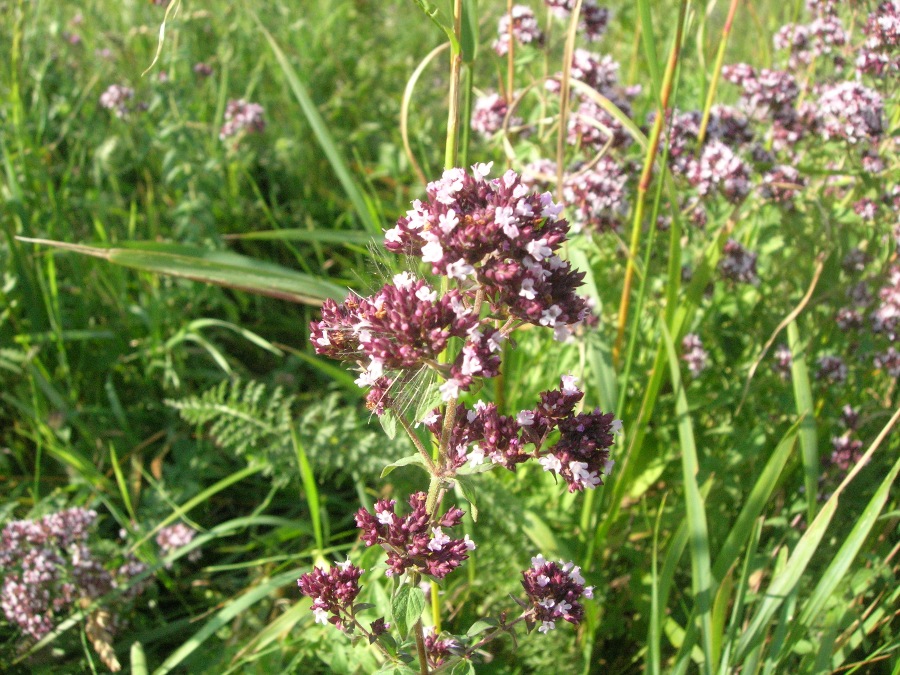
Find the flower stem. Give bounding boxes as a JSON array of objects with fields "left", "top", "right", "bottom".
[
  {"left": 444, "top": 0, "right": 464, "bottom": 170},
  {"left": 613, "top": 0, "right": 688, "bottom": 366},
  {"left": 696, "top": 0, "right": 739, "bottom": 148}
]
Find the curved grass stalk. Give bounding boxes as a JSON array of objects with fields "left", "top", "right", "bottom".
[{"left": 402, "top": 42, "right": 450, "bottom": 187}]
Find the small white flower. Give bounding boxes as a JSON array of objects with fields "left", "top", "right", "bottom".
[
  {"left": 540, "top": 192, "right": 564, "bottom": 218},
  {"left": 539, "top": 454, "right": 562, "bottom": 473},
  {"left": 553, "top": 322, "right": 574, "bottom": 342},
  {"left": 446, "top": 258, "right": 474, "bottom": 280},
  {"left": 517, "top": 410, "right": 535, "bottom": 426},
  {"left": 472, "top": 161, "right": 493, "bottom": 180},
  {"left": 537, "top": 574, "right": 550, "bottom": 587},
  {"left": 385, "top": 226, "right": 403, "bottom": 243},
  {"left": 428, "top": 527, "right": 451, "bottom": 552},
  {"left": 392, "top": 271, "right": 416, "bottom": 289},
  {"left": 421, "top": 240, "right": 444, "bottom": 263},
  {"left": 439, "top": 209, "right": 459, "bottom": 233},
  {"left": 519, "top": 278, "right": 537, "bottom": 300},
  {"left": 415, "top": 285, "right": 438, "bottom": 303},
  {"left": 611, "top": 419, "right": 623, "bottom": 434},
  {"left": 538, "top": 598, "right": 556, "bottom": 609},
  {"left": 538, "top": 620, "right": 556, "bottom": 634},
  {"left": 377, "top": 511, "right": 394, "bottom": 526},
  {"left": 560, "top": 374, "right": 579, "bottom": 394},
  {"left": 540, "top": 305, "right": 562, "bottom": 326},
  {"left": 313, "top": 607, "right": 330, "bottom": 625},
  {"left": 463, "top": 534, "right": 477, "bottom": 551},
  {"left": 531, "top": 554, "right": 548, "bottom": 569},
  {"left": 336, "top": 559, "right": 353, "bottom": 571},
  {"left": 468, "top": 444, "right": 485, "bottom": 466},
  {"left": 419, "top": 411, "right": 439, "bottom": 427},
  {"left": 583, "top": 586, "right": 594, "bottom": 599},
  {"left": 439, "top": 378, "right": 462, "bottom": 401},
  {"left": 527, "top": 238, "right": 552, "bottom": 261}
]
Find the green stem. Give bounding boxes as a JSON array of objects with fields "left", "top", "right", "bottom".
[
  {"left": 444, "top": 0, "right": 464, "bottom": 170},
  {"left": 696, "top": 0, "right": 739, "bottom": 148},
  {"left": 555, "top": 0, "right": 583, "bottom": 202},
  {"left": 612, "top": 0, "right": 688, "bottom": 366}
]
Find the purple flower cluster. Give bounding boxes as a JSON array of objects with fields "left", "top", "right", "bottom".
[
  {"left": 355, "top": 493, "right": 476, "bottom": 579},
  {"left": 774, "top": 344, "right": 793, "bottom": 380},
  {"left": 681, "top": 333, "right": 709, "bottom": 376},
  {"left": 545, "top": 0, "right": 611, "bottom": 41},
  {"left": 857, "top": 1, "right": 900, "bottom": 76},
  {"left": 815, "top": 82, "right": 884, "bottom": 144},
  {"left": 816, "top": 354, "right": 848, "bottom": 383},
  {"left": 427, "top": 376, "right": 619, "bottom": 491},
  {"left": 193, "top": 62, "right": 214, "bottom": 78},
  {"left": 562, "top": 158, "right": 629, "bottom": 232},
  {"left": 99, "top": 84, "right": 134, "bottom": 119},
  {"left": 774, "top": 17, "right": 847, "bottom": 69},
  {"left": 384, "top": 166, "right": 590, "bottom": 341},
  {"left": 471, "top": 93, "right": 520, "bottom": 138},
  {"left": 521, "top": 554, "right": 593, "bottom": 634},
  {"left": 872, "top": 266, "right": 900, "bottom": 341},
  {"left": 1, "top": 508, "right": 148, "bottom": 641},
  {"left": 297, "top": 561, "right": 363, "bottom": 627},
  {"left": 759, "top": 165, "right": 805, "bottom": 203},
  {"left": 718, "top": 239, "right": 759, "bottom": 285},
  {"left": 156, "top": 523, "right": 201, "bottom": 566},
  {"left": 493, "top": 5, "right": 544, "bottom": 56},
  {"left": 423, "top": 627, "right": 462, "bottom": 668},
  {"left": 686, "top": 141, "right": 751, "bottom": 203},
  {"left": 220, "top": 99, "right": 266, "bottom": 141}
]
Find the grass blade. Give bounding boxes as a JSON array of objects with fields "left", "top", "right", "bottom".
[
  {"left": 662, "top": 323, "right": 715, "bottom": 675},
  {"left": 17, "top": 238, "right": 346, "bottom": 306},
  {"left": 253, "top": 14, "right": 382, "bottom": 236},
  {"left": 787, "top": 319, "right": 819, "bottom": 525}
]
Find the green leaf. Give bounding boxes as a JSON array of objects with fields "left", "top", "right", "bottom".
[
  {"left": 391, "top": 585, "right": 426, "bottom": 639},
  {"left": 661, "top": 324, "right": 715, "bottom": 675},
  {"left": 130, "top": 642, "right": 148, "bottom": 675},
  {"left": 253, "top": 17, "right": 382, "bottom": 236},
  {"left": 224, "top": 229, "right": 379, "bottom": 245},
  {"left": 455, "top": 475, "right": 479, "bottom": 522},
  {"left": 17, "top": 238, "right": 346, "bottom": 306},
  {"left": 466, "top": 618, "right": 498, "bottom": 637},
  {"left": 411, "top": 0, "right": 460, "bottom": 51},
  {"left": 379, "top": 409, "right": 398, "bottom": 440},
  {"left": 450, "top": 660, "right": 476, "bottom": 675},
  {"left": 460, "top": 0, "right": 479, "bottom": 63},
  {"left": 787, "top": 320, "right": 819, "bottom": 526},
  {"left": 380, "top": 453, "right": 429, "bottom": 478}
]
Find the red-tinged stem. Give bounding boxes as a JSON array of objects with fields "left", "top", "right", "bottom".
[
  {"left": 697, "top": 0, "right": 740, "bottom": 148},
  {"left": 613, "top": 0, "right": 688, "bottom": 367}
]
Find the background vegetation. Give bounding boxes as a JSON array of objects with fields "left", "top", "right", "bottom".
[{"left": 1, "top": 0, "right": 897, "bottom": 672}]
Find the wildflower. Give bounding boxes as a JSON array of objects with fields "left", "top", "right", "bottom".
[
  {"left": 759, "top": 165, "right": 805, "bottom": 204},
  {"left": 687, "top": 141, "right": 751, "bottom": 203},
  {"left": 493, "top": 5, "right": 544, "bottom": 56},
  {"left": 156, "top": 523, "right": 201, "bottom": 566},
  {"left": 816, "top": 355, "right": 848, "bottom": 383},
  {"left": 521, "top": 555, "right": 593, "bottom": 632},
  {"left": 384, "top": 166, "right": 590, "bottom": 340},
  {"left": 220, "top": 99, "right": 266, "bottom": 141},
  {"left": 718, "top": 239, "right": 759, "bottom": 285},
  {"left": 562, "top": 157, "right": 629, "bottom": 232},
  {"left": 99, "top": 84, "right": 134, "bottom": 118},
  {"left": 815, "top": 82, "right": 884, "bottom": 144},
  {"left": 872, "top": 266, "right": 900, "bottom": 340},
  {"left": 681, "top": 333, "right": 709, "bottom": 376},
  {"left": 830, "top": 435, "right": 863, "bottom": 471},
  {"left": 1, "top": 508, "right": 148, "bottom": 641},
  {"left": 774, "top": 344, "right": 792, "bottom": 379},
  {"left": 874, "top": 347, "right": 900, "bottom": 377},
  {"left": 297, "top": 562, "right": 363, "bottom": 628},
  {"left": 545, "top": 0, "right": 611, "bottom": 41},
  {"left": 355, "top": 494, "right": 473, "bottom": 579},
  {"left": 193, "top": 62, "right": 214, "bottom": 78},
  {"left": 423, "top": 627, "right": 462, "bottom": 668},
  {"left": 472, "top": 93, "right": 520, "bottom": 138}
]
